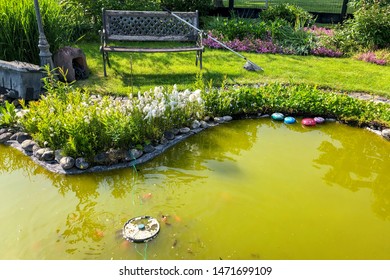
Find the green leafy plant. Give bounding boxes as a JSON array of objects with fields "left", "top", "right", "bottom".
[
  {"left": 334, "top": 1, "right": 390, "bottom": 52},
  {"left": 203, "top": 14, "right": 268, "bottom": 40},
  {"left": 260, "top": 3, "right": 315, "bottom": 30},
  {"left": 0, "top": 101, "right": 17, "bottom": 127},
  {"left": 19, "top": 68, "right": 206, "bottom": 159},
  {"left": 202, "top": 83, "right": 390, "bottom": 128}
]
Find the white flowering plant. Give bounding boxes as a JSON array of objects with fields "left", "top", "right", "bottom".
[{"left": 19, "top": 70, "right": 205, "bottom": 159}]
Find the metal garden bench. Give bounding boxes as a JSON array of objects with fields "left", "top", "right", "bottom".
[{"left": 100, "top": 9, "right": 204, "bottom": 76}]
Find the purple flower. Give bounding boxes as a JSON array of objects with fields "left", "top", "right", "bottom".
[
  {"left": 356, "top": 52, "right": 387, "bottom": 65},
  {"left": 311, "top": 47, "right": 343, "bottom": 57}
]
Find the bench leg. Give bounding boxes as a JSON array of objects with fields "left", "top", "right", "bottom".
[
  {"left": 196, "top": 51, "right": 203, "bottom": 70},
  {"left": 102, "top": 52, "right": 111, "bottom": 77},
  {"left": 103, "top": 51, "right": 107, "bottom": 77},
  {"left": 199, "top": 51, "right": 203, "bottom": 70}
]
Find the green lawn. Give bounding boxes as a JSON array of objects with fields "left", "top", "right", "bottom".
[
  {"left": 222, "top": 0, "right": 352, "bottom": 14},
  {"left": 76, "top": 42, "right": 390, "bottom": 98}
]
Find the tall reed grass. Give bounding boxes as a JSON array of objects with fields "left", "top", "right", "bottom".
[{"left": 0, "top": 0, "right": 80, "bottom": 64}]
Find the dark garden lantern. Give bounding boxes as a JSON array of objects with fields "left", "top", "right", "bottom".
[{"left": 33, "top": 0, "right": 54, "bottom": 69}]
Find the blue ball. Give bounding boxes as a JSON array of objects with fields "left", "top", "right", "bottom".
[
  {"left": 284, "top": 116, "right": 296, "bottom": 124},
  {"left": 271, "top": 112, "right": 284, "bottom": 121}
]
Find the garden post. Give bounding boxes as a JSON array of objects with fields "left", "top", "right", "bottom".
[
  {"left": 33, "top": 0, "right": 53, "bottom": 69},
  {"left": 229, "top": 0, "right": 234, "bottom": 9},
  {"left": 341, "top": 0, "right": 349, "bottom": 22}
]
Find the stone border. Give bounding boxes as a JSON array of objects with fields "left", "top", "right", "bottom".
[
  {"left": 1, "top": 128, "right": 206, "bottom": 175},
  {"left": 1, "top": 113, "right": 389, "bottom": 175},
  {"left": 0, "top": 122, "right": 222, "bottom": 175}
]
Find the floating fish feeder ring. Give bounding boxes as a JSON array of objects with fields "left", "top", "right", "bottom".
[{"left": 123, "top": 216, "right": 160, "bottom": 243}]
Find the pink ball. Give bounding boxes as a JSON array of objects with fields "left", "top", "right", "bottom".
[{"left": 301, "top": 118, "right": 316, "bottom": 126}]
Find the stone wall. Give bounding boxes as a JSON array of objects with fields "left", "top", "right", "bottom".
[{"left": 0, "top": 60, "right": 43, "bottom": 100}]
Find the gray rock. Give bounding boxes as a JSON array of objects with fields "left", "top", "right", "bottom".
[
  {"left": 160, "top": 137, "right": 168, "bottom": 145},
  {"left": 382, "top": 129, "right": 390, "bottom": 140},
  {"left": 107, "top": 148, "right": 127, "bottom": 164},
  {"left": 21, "top": 139, "right": 37, "bottom": 152},
  {"left": 55, "top": 149, "right": 64, "bottom": 163},
  {"left": 223, "top": 115, "right": 233, "bottom": 122},
  {"left": 143, "top": 144, "right": 155, "bottom": 153},
  {"left": 32, "top": 144, "right": 40, "bottom": 153},
  {"left": 42, "top": 150, "right": 55, "bottom": 161},
  {"left": 127, "top": 149, "right": 143, "bottom": 160},
  {"left": 75, "top": 157, "right": 89, "bottom": 170},
  {"left": 259, "top": 114, "right": 270, "bottom": 118},
  {"left": 11, "top": 132, "right": 32, "bottom": 143},
  {"left": 191, "top": 120, "right": 200, "bottom": 129},
  {"left": 60, "top": 157, "right": 75, "bottom": 170},
  {"left": 171, "top": 128, "right": 180, "bottom": 135},
  {"left": 325, "top": 118, "right": 336, "bottom": 122},
  {"left": 0, "top": 132, "right": 13, "bottom": 143},
  {"left": 200, "top": 120, "right": 209, "bottom": 129},
  {"left": 33, "top": 148, "right": 50, "bottom": 160},
  {"left": 94, "top": 152, "right": 110, "bottom": 165},
  {"left": 204, "top": 116, "right": 210, "bottom": 122},
  {"left": 214, "top": 117, "right": 224, "bottom": 123},
  {"left": 179, "top": 127, "right": 191, "bottom": 134},
  {"left": 0, "top": 128, "right": 7, "bottom": 134},
  {"left": 163, "top": 131, "right": 175, "bottom": 140}
]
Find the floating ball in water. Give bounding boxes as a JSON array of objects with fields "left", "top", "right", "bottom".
[
  {"left": 271, "top": 112, "right": 284, "bottom": 121},
  {"left": 301, "top": 118, "right": 316, "bottom": 126},
  {"left": 314, "top": 117, "right": 325, "bottom": 124},
  {"left": 284, "top": 116, "right": 296, "bottom": 124}
]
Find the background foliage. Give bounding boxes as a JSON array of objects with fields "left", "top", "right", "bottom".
[{"left": 0, "top": 0, "right": 79, "bottom": 64}]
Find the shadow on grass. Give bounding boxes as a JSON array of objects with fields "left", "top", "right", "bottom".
[{"left": 114, "top": 71, "right": 239, "bottom": 91}]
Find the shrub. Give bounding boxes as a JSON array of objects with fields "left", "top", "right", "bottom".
[
  {"left": 59, "top": 0, "right": 160, "bottom": 36},
  {"left": 203, "top": 15, "right": 268, "bottom": 41},
  {"left": 273, "top": 25, "right": 316, "bottom": 55},
  {"left": 334, "top": 1, "right": 390, "bottom": 52},
  {"left": 260, "top": 3, "right": 315, "bottom": 29},
  {"left": 202, "top": 84, "right": 390, "bottom": 128},
  {"left": 19, "top": 69, "right": 205, "bottom": 159}
]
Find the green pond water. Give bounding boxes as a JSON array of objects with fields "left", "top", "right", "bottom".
[{"left": 0, "top": 119, "right": 390, "bottom": 260}]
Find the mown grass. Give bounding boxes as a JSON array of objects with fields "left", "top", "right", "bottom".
[{"left": 76, "top": 42, "right": 390, "bottom": 98}]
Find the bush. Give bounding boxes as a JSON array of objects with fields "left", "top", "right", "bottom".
[
  {"left": 260, "top": 3, "right": 315, "bottom": 29},
  {"left": 334, "top": 1, "right": 390, "bottom": 52},
  {"left": 19, "top": 69, "right": 205, "bottom": 159},
  {"left": 203, "top": 15, "right": 268, "bottom": 41},
  {"left": 202, "top": 84, "right": 390, "bottom": 128},
  {"left": 60, "top": 0, "right": 160, "bottom": 36},
  {"left": 0, "top": 0, "right": 80, "bottom": 64}
]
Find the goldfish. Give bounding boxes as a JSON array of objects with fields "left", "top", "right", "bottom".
[
  {"left": 161, "top": 215, "right": 171, "bottom": 226},
  {"left": 142, "top": 193, "right": 152, "bottom": 200},
  {"left": 95, "top": 229, "right": 104, "bottom": 238}
]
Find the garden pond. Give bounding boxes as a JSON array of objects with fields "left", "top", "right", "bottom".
[{"left": 0, "top": 118, "right": 389, "bottom": 260}]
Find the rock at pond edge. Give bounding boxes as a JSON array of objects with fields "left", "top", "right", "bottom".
[{"left": 60, "top": 157, "right": 75, "bottom": 170}]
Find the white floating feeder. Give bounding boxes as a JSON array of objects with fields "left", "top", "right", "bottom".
[{"left": 123, "top": 215, "right": 160, "bottom": 243}]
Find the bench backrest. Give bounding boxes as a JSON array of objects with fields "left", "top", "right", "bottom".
[{"left": 102, "top": 10, "right": 200, "bottom": 42}]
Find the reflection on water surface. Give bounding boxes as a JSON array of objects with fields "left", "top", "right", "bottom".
[{"left": 0, "top": 119, "right": 389, "bottom": 259}]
